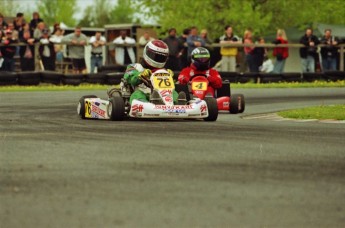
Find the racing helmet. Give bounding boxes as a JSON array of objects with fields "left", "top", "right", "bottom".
[
  {"left": 191, "top": 47, "right": 210, "bottom": 71},
  {"left": 143, "top": 40, "right": 169, "bottom": 69}
]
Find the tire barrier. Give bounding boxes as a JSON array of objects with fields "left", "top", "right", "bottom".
[
  {"left": 17, "top": 71, "right": 41, "bottom": 86},
  {"left": 0, "top": 70, "right": 344, "bottom": 86},
  {"left": 41, "top": 71, "right": 63, "bottom": 85},
  {"left": 0, "top": 72, "right": 17, "bottom": 85}
]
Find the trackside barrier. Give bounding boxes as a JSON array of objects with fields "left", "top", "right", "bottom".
[{"left": 0, "top": 71, "right": 344, "bottom": 86}]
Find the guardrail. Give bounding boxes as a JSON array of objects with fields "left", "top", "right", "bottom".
[{"left": 0, "top": 42, "right": 344, "bottom": 71}]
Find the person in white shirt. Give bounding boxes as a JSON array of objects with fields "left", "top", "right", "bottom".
[
  {"left": 89, "top": 31, "right": 106, "bottom": 73},
  {"left": 260, "top": 56, "right": 274, "bottom": 73},
  {"left": 113, "top": 30, "right": 136, "bottom": 65}
]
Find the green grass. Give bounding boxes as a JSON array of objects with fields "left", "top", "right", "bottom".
[
  {"left": 0, "top": 80, "right": 344, "bottom": 92},
  {"left": 230, "top": 80, "right": 345, "bottom": 88},
  {"left": 278, "top": 105, "right": 345, "bottom": 120},
  {"left": 0, "top": 84, "right": 110, "bottom": 92}
]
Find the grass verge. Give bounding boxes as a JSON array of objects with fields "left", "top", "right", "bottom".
[{"left": 278, "top": 105, "right": 345, "bottom": 120}]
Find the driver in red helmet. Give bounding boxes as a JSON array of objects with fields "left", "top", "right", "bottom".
[
  {"left": 178, "top": 47, "right": 222, "bottom": 93},
  {"left": 120, "top": 40, "right": 186, "bottom": 105}
]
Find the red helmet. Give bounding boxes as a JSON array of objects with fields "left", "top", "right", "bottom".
[{"left": 143, "top": 40, "right": 169, "bottom": 69}]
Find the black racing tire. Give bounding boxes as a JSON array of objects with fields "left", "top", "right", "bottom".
[
  {"left": 230, "top": 94, "right": 245, "bottom": 114},
  {"left": 204, "top": 97, "right": 218, "bottom": 121},
  {"left": 77, "top": 95, "right": 98, "bottom": 119},
  {"left": 108, "top": 96, "right": 125, "bottom": 121}
]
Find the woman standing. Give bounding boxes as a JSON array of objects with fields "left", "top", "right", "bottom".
[
  {"left": 272, "top": 29, "right": 289, "bottom": 73},
  {"left": 243, "top": 29, "right": 256, "bottom": 72}
]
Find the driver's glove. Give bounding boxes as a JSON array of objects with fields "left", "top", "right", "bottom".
[{"left": 138, "top": 69, "right": 152, "bottom": 81}]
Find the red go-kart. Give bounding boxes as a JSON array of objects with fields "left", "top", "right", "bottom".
[{"left": 176, "top": 74, "right": 245, "bottom": 114}]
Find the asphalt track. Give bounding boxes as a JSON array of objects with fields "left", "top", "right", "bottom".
[{"left": 1, "top": 87, "right": 345, "bottom": 227}]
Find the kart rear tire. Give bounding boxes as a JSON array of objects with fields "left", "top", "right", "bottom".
[
  {"left": 204, "top": 97, "right": 218, "bottom": 121},
  {"left": 230, "top": 94, "right": 245, "bottom": 114},
  {"left": 77, "top": 95, "right": 98, "bottom": 119},
  {"left": 108, "top": 96, "right": 125, "bottom": 121}
]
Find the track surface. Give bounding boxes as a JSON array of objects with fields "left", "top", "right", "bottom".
[{"left": 1, "top": 88, "right": 345, "bottom": 227}]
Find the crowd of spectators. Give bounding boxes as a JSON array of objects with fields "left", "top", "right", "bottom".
[{"left": 0, "top": 11, "right": 343, "bottom": 74}]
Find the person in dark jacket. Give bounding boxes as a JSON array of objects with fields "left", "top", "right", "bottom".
[
  {"left": 299, "top": 28, "right": 320, "bottom": 73},
  {"left": 19, "top": 30, "right": 37, "bottom": 71},
  {"left": 163, "top": 28, "right": 184, "bottom": 71},
  {"left": 178, "top": 28, "right": 190, "bottom": 69},
  {"left": 1, "top": 29, "right": 17, "bottom": 71},
  {"left": 320, "top": 29, "right": 339, "bottom": 71}
]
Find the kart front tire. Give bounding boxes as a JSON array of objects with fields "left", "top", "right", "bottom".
[
  {"left": 77, "top": 95, "right": 98, "bottom": 119},
  {"left": 204, "top": 97, "right": 218, "bottom": 121},
  {"left": 108, "top": 96, "right": 125, "bottom": 121}
]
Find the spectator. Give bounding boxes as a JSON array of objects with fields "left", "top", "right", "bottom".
[
  {"left": 7, "top": 23, "right": 19, "bottom": 41},
  {"left": 186, "top": 26, "right": 205, "bottom": 64},
  {"left": 89, "top": 31, "right": 106, "bottom": 73},
  {"left": 62, "top": 26, "right": 88, "bottom": 74},
  {"left": 178, "top": 28, "right": 190, "bottom": 69},
  {"left": 260, "top": 56, "right": 274, "bottom": 73},
  {"left": 19, "top": 30, "right": 36, "bottom": 71},
  {"left": 19, "top": 23, "right": 31, "bottom": 40},
  {"left": 39, "top": 29, "right": 56, "bottom": 71},
  {"left": 137, "top": 31, "right": 155, "bottom": 62},
  {"left": 113, "top": 30, "right": 136, "bottom": 65},
  {"left": 252, "top": 37, "right": 267, "bottom": 72},
  {"left": 138, "top": 31, "right": 155, "bottom": 46},
  {"left": 49, "top": 28, "right": 65, "bottom": 63},
  {"left": 299, "top": 28, "right": 320, "bottom": 73},
  {"left": 219, "top": 25, "right": 241, "bottom": 72},
  {"left": 29, "top": 12, "right": 44, "bottom": 32},
  {"left": 0, "top": 13, "right": 8, "bottom": 30},
  {"left": 320, "top": 29, "right": 339, "bottom": 71},
  {"left": 33, "top": 22, "right": 46, "bottom": 39},
  {"left": 163, "top": 28, "right": 184, "bottom": 71},
  {"left": 272, "top": 29, "right": 289, "bottom": 73},
  {"left": 13, "top": 12, "right": 26, "bottom": 31},
  {"left": 243, "top": 29, "right": 256, "bottom": 72},
  {"left": 0, "top": 29, "right": 17, "bottom": 71},
  {"left": 200, "top": 29, "right": 212, "bottom": 45}
]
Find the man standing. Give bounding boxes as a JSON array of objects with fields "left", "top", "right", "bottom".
[
  {"left": 113, "top": 30, "right": 136, "bottom": 65},
  {"left": 19, "top": 30, "right": 36, "bottom": 71},
  {"left": 219, "top": 25, "right": 241, "bottom": 72},
  {"left": 89, "top": 31, "right": 106, "bottom": 73},
  {"left": 62, "top": 27, "right": 88, "bottom": 74},
  {"left": 320, "top": 29, "right": 339, "bottom": 71},
  {"left": 163, "top": 28, "right": 184, "bottom": 71},
  {"left": 186, "top": 26, "right": 205, "bottom": 65},
  {"left": 299, "top": 28, "right": 320, "bottom": 73},
  {"left": 178, "top": 28, "right": 190, "bottom": 69},
  {"left": 39, "top": 29, "right": 56, "bottom": 71}
]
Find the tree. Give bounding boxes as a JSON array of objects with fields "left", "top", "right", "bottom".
[
  {"left": 134, "top": 0, "right": 345, "bottom": 40},
  {"left": 0, "top": 0, "right": 21, "bottom": 18},
  {"left": 79, "top": 0, "right": 137, "bottom": 27},
  {"left": 37, "top": 0, "right": 77, "bottom": 27}
]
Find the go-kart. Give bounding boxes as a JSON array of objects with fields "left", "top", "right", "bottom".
[
  {"left": 77, "top": 69, "right": 218, "bottom": 121},
  {"left": 175, "top": 74, "right": 245, "bottom": 114}
]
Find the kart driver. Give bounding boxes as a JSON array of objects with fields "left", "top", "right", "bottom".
[
  {"left": 120, "top": 40, "right": 186, "bottom": 105},
  {"left": 178, "top": 47, "right": 223, "bottom": 94}
]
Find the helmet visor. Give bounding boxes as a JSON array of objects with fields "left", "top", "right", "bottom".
[
  {"left": 146, "top": 49, "right": 168, "bottom": 64},
  {"left": 193, "top": 53, "right": 210, "bottom": 63}
]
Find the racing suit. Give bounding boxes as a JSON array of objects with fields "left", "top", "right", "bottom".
[
  {"left": 178, "top": 64, "right": 223, "bottom": 91},
  {"left": 124, "top": 63, "right": 179, "bottom": 104}
]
